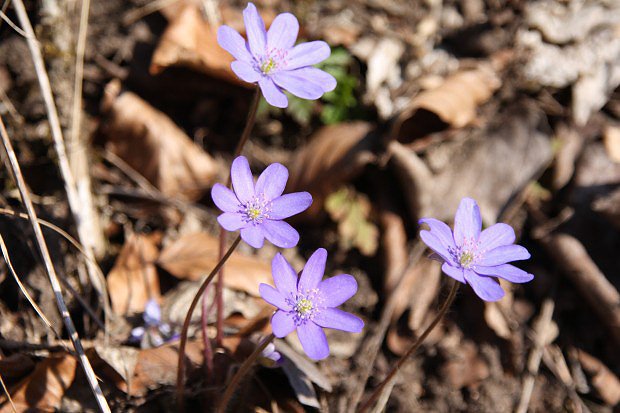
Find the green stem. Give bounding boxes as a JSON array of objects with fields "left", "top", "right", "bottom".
[
  {"left": 217, "top": 334, "right": 275, "bottom": 413},
  {"left": 358, "top": 279, "right": 459, "bottom": 413},
  {"left": 176, "top": 235, "right": 242, "bottom": 411}
]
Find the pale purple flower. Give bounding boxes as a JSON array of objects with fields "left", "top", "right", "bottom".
[
  {"left": 259, "top": 249, "right": 364, "bottom": 360},
  {"left": 419, "top": 198, "right": 534, "bottom": 302},
  {"left": 259, "top": 342, "right": 282, "bottom": 368},
  {"left": 130, "top": 299, "right": 177, "bottom": 348},
  {"left": 217, "top": 2, "right": 336, "bottom": 108},
  {"left": 211, "top": 156, "right": 312, "bottom": 249}
]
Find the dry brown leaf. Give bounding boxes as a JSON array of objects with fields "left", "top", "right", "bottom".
[
  {"left": 287, "top": 122, "right": 377, "bottom": 219},
  {"left": 157, "top": 232, "right": 272, "bottom": 296},
  {"left": 440, "top": 340, "right": 489, "bottom": 389},
  {"left": 0, "top": 354, "right": 35, "bottom": 385},
  {"left": 152, "top": 3, "right": 275, "bottom": 82},
  {"left": 604, "top": 125, "right": 620, "bottom": 163},
  {"left": 577, "top": 349, "right": 620, "bottom": 405},
  {"left": 100, "top": 81, "right": 218, "bottom": 201},
  {"left": 107, "top": 233, "right": 161, "bottom": 315},
  {"left": 0, "top": 354, "right": 77, "bottom": 413},
  {"left": 390, "top": 66, "right": 500, "bottom": 142}
]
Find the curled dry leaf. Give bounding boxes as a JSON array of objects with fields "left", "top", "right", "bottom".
[
  {"left": 151, "top": 4, "right": 237, "bottom": 82},
  {"left": 287, "top": 122, "right": 377, "bottom": 219},
  {"left": 100, "top": 81, "right": 218, "bottom": 201},
  {"left": 157, "top": 232, "right": 272, "bottom": 296},
  {"left": 152, "top": 3, "right": 275, "bottom": 82},
  {"left": 577, "top": 349, "right": 620, "bottom": 406},
  {"left": 390, "top": 65, "right": 501, "bottom": 142},
  {"left": 107, "top": 233, "right": 161, "bottom": 315},
  {"left": 0, "top": 354, "right": 76, "bottom": 413}
]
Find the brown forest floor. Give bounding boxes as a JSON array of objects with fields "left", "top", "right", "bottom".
[{"left": 0, "top": 0, "right": 619, "bottom": 412}]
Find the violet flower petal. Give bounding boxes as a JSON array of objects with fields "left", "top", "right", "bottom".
[
  {"left": 258, "top": 77, "right": 288, "bottom": 108},
  {"left": 441, "top": 262, "right": 465, "bottom": 283},
  {"left": 211, "top": 183, "right": 240, "bottom": 212},
  {"left": 286, "top": 41, "right": 331, "bottom": 70},
  {"left": 231, "top": 60, "right": 261, "bottom": 83},
  {"left": 313, "top": 308, "right": 364, "bottom": 333},
  {"left": 240, "top": 225, "right": 265, "bottom": 248},
  {"left": 271, "top": 253, "right": 298, "bottom": 297},
  {"left": 230, "top": 156, "right": 255, "bottom": 204},
  {"left": 453, "top": 197, "right": 482, "bottom": 245},
  {"left": 259, "top": 283, "right": 290, "bottom": 310},
  {"left": 266, "top": 12, "right": 299, "bottom": 50},
  {"left": 298, "top": 248, "right": 327, "bottom": 292},
  {"left": 271, "top": 310, "right": 296, "bottom": 338},
  {"left": 217, "top": 212, "right": 247, "bottom": 231},
  {"left": 216, "top": 25, "right": 253, "bottom": 63},
  {"left": 255, "top": 163, "right": 288, "bottom": 201},
  {"left": 419, "top": 230, "right": 454, "bottom": 264},
  {"left": 464, "top": 269, "right": 505, "bottom": 301},
  {"left": 317, "top": 274, "right": 358, "bottom": 307},
  {"left": 478, "top": 223, "right": 516, "bottom": 251},
  {"left": 144, "top": 299, "right": 161, "bottom": 326},
  {"left": 297, "top": 322, "right": 330, "bottom": 360},
  {"left": 262, "top": 220, "right": 299, "bottom": 248},
  {"left": 272, "top": 70, "right": 326, "bottom": 99},
  {"left": 474, "top": 264, "right": 534, "bottom": 283},
  {"left": 419, "top": 218, "right": 457, "bottom": 251},
  {"left": 478, "top": 245, "right": 531, "bottom": 267},
  {"left": 243, "top": 2, "right": 266, "bottom": 56},
  {"left": 270, "top": 192, "right": 313, "bottom": 219}
]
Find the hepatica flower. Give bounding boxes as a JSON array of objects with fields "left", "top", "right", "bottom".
[
  {"left": 419, "top": 198, "right": 534, "bottom": 302},
  {"left": 259, "top": 249, "right": 364, "bottom": 360},
  {"left": 212, "top": 156, "right": 312, "bottom": 249},
  {"left": 130, "top": 299, "right": 177, "bottom": 348},
  {"left": 217, "top": 2, "right": 336, "bottom": 108}
]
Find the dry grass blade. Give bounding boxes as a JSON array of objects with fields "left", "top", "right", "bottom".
[
  {"left": 0, "top": 370, "right": 17, "bottom": 413},
  {"left": 12, "top": 0, "right": 107, "bottom": 325},
  {"left": 0, "top": 116, "right": 110, "bottom": 413}
]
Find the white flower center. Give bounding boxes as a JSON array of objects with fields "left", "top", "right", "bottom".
[
  {"left": 449, "top": 237, "right": 483, "bottom": 269},
  {"left": 242, "top": 195, "right": 272, "bottom": 224},
  {"left": 287, "top": 289, "right": 323, "bottom": 325},
  {"left": 258, "top": 48, "right": 288, "bottom": 74}
]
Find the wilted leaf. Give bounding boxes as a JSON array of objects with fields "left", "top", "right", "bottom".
[
  {"left": 287, "top": 122, "right": 377, "bottom": 219},
  {"left": 107, "top": 233, "right": 161, "bottom": 315},
  {"left": 390, "top": 65, "right": 500, "bottom": 142},
  {"left": 157, "top": 232, "right": 272, "bottom": 296},
  {"left": 577, "top": 349, "right": 620, "bottom": 405},
  {"left": 325, "top": 187, "right": 378, "bottom": 256},
  {"left": 151, "top": 4, "right": 237, "bottom": 82},
  {"left": 0, "top": 354, "right": 77, "bottom": 412},
  {"left": 100, "top": 81, "right": 218, "bottom": 201}
]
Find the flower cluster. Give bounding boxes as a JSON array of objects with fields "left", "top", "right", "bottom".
[
  {"left": 217, "top": 2, "right": 336, "bottom": 108},
  {"left": 419, "top": 198, "right": 534, "bottom": 301}
]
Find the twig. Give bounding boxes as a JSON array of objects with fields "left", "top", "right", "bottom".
[
  {"left": 122, "top": 0, "right": 180, "bottom": 26},
  {"left": 12, "top": 0, "right": 108, "bottom": 319},
  {"left": 516, "top": 298, "right": 555, "bottom": 413},
  {"left": 177, "top": 235, "right": 242, "bottom": 411},
  {"left": 0, "top": 370, "right": 17, "bottom": 413},
  {"left": 0, "top": 115, "right": 111, "bottom": 413},
  {"left": 540, "top": 233, "right": 620, "bottom": 345},
  {"left": 359, "top": 279, "right": 459, "bottom": 413},
  {"left": 217, "top": 333, "right": 275, "bottom": 413}
]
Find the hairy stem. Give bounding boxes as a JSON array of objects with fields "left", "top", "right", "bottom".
[
  {"left": 177, "top": 235, "right": 242, "bottom": 411},
  {"left": 358, "top": 279, "right": 459, "bottom": 413},
  {"left": 217, "top": 334, "right": 275, "bottom": 413},
  {"left": 214, "top": 87, "right": 260, "bottom": 346}
]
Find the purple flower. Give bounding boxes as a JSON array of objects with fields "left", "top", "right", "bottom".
[
  {"left": 211, "top": 156, "right": 312, "bottom": 249},
  {"left": 130, "top": 299, "right": 177, "bottom": 348},
  {"left": 217, "top": 2, "right": 336, "bottom": 108},
  {"left": 419, "top": 198, "right": 534, "bottom": 301},
  {"left": 259, "top": 249, "right": 364, "bottom": 360},
  {"left": 259, "top": 342, "right": 282, "bottom": 368}
]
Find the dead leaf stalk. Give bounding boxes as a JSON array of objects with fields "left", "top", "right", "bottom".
[
  {"left": 358, "top": 279, "right": 459, "bottom": 413},
  {"left": 217, "top": 333, "right": 275, "bottom": 413},
  {"left": 177, "top": 235, "right": 242, "bottom": 411},
  {"left": 0, "top": 115, "right": 111, "bottom": 413}
]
